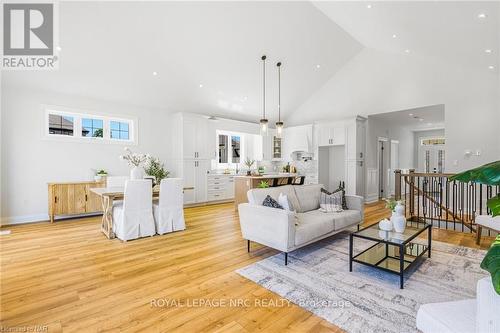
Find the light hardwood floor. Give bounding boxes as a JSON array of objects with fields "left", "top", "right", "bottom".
[{"left": 0, "top": 201, "right": 494, "bottom": 333}]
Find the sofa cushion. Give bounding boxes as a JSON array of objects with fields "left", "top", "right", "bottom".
[
  {"left": 332, "top": 210, "right": 362, "bottom": 230},
  {"left": 262, "top": 195, "right": 283, "bottom": 209},
  {"left": 293, "top": 184, "right": 323, "bottom": 213},
  {"left": 247, "top": 185, "right": 300, "bottom": 211},
  {"left": 294, "top": 210, "right": 335, "bottom": 246}
]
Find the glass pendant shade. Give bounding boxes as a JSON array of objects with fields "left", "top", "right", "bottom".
[
  {"left": 260, "top": 118, "right": 269, "bottom": 136},
  {"left": 275, "top": 121, "right": 284, "bottom": 138}
]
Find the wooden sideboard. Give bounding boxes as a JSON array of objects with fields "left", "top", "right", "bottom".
[{"left": 48, "top": 181, "right": 105, "bottom": 223}]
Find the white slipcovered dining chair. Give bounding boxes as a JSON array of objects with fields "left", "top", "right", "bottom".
[
  {"left": 153, "top": 178, "right": 185, "bottom": 234},
  {"left": 107, "top": 176, "right": 129, "bottom": 188},
  {"left": 112, "top": 180, "right": 156, "bottom": 241}
]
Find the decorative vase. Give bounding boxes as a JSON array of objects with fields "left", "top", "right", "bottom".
[
  {"left": 379, "top": 218, "right": 393, "bottom": 231},
  {"left": 130, "top": 166, "right": 143, "bottom": 180},
  {"left": 391, "top": 201, "right": 407, "bottom": 233}
]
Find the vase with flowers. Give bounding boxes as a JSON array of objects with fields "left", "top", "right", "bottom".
[
  {"left": 119, "top": 147, "right": 149, "bottom": 180},
  {"left": 384, "top": 198, "right": 406, "bottom": 233}
]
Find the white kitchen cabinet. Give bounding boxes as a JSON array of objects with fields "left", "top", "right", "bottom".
[
  {"left": 183, "top": 159, "right": 209, "bottom": 204},
  {"left": 183, "top": 116, "right": 209, "bottom": 159},
  {"left": 317, "top": 124, "right": 345, "bottom": 146},
  {"left": 206, "top": 174, "right": 235, "bottom": 202}
]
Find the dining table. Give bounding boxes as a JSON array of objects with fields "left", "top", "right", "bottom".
[{"left": 90, "top": 185, "right": 193, "bottom": 239}]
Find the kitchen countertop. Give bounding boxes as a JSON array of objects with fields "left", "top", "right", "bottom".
[{"left": 233, "top": 173, "right": 298, "bottom": 179}]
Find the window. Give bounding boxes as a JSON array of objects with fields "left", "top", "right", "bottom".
[
  {"left": 44, "top": 107, "right": 136, "bottom": 144},
  {"left": 82, "top": 118, "right": 103, "bottom": 138},
  {"left": 421, "top": 138, "right": 445, "bottom": 146},
  {"left": 110, "top": 121, "right": 129, "bottom": 140},
  {"left": 49, "top": 114, "right": 74, "bottom": 136},
  {"left": 217, "top": 130, "right": 244, "bottom": 167}
]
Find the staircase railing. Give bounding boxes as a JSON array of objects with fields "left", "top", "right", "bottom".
[{"left": 394, "top": 169, "right": 499, "bottom": 236}]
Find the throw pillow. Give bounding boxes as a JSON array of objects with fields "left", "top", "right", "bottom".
[
  {"left": 278, "top": 193, "right": 294, "bottom": 211},
  {"left": 262, "top": 195, "right": 283, "bottom": 209},
  {"left": 320, "top": 188, "right": 343, "bottom": 213}
]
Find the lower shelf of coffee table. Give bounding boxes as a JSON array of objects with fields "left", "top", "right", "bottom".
[{"left": 352, "top": 242, "right": 428, "bottom": 274}]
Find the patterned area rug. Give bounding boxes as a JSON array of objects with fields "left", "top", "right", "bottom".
[{"left": 236, "top": 232, "right": 487, "bottom": 333}]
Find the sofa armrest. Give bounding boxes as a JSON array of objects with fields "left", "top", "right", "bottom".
[
  {"left": 346, "top": 195, "right": 364, "bottom": 222},
  {"left": 238, "top": 203, "right": 296, "bottom": 252},
  {"left": 476, "top": 276, "right": 500, "bottom": 332}
]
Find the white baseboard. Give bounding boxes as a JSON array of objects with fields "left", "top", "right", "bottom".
[
  {"left": 365, "top": 193, "right": 379, "bottom": 204},
  {"left": 1, "top": 213, "right": 50, "bottom": 226}
]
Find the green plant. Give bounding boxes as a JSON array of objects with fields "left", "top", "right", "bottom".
[
  {"left": 257, "top": 180, "right": 269, "bottom": 189},
  {"left": 144, "top": 157, "right": 170, "bottom": 185},
  {"left": 480, "top": 235, "right": 500, "bottom": 295},
  {"left": 96, "top": 169, "right": 107, "bottom": 175},
  {"left": 449, "top": 160, "right": 500, "bottom": 217},
  {"left": 244, "top": 158, "right": 255, "bottom": 169},
  {"left": 383, "top": 198, "right": 404, "bottom": 212}
]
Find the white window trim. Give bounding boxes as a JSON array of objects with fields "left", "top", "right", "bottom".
[
  {"left": 42, "top": 105, "right": 137, "bottom": 145},
  {"left": 216, "top": 130, "right": 244, "bottom": 169}
]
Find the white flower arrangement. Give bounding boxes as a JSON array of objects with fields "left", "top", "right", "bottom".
[{"left": 119, "top": 147, "right": 150, "bottom": 167}]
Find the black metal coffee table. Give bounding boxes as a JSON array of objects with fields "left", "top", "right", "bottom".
[{"left": 349, "top": 221, "right": 431, "bottom": 289}]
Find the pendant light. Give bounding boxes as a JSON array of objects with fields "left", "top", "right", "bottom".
[
  {"left": 259, "top": 55, "right": 269, "bottom": 136},
  {"left": 275, "top": 61, "right": 284, "bottom": 138}
]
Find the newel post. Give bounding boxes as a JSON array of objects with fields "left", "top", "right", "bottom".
[{"left": 395, "top": 169, "right": 402, "bottom": 201}]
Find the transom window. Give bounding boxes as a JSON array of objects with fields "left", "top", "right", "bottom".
[
  {"left": 217, "top": 130, "right": 244, "bottom": 167},
  {"left": 421, "top": 138, "right": 445, "bottom": 146},
  {"left": 44, "top": 107, "right": 136, "bottom": 144},
  {"left": 110, "top": 121, "right": 129, "bottom": 140}
]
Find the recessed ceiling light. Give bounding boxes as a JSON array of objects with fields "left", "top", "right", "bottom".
[
  {"left": 485, "top": 49, "right": 492, "bottom": 53},
  {"left": 419, "top": 118, "right": 424, "bottom": 122},
  {"left": 427, "top": 123, "right": 432, "bottom": 126},
  {"left": 152, "top": 71, "right": 158, "bottom": 76},
  {"left": 405, "top": 49, "right": 410, "bottom": 53},
  {"left": 392, "top": 34, "right": 397, "bottom": 39},
  {"left": 316, "top": 64, "right": 321, "bottom": 69},
  {"left": 366, "top": 4, "right": 372, "bottom": 9},
  {"left": 56, "top": 46, "right": 62, "bottom": 52},
  {"left": 477, "top": 13, "right": 487, "bottom": 19},
  {"left": 409, "top": 113, "right": 414, "bottom": 116},
  {"left": 199, "top": 84, "right": 204, "bottom": 88},
  {"left": 488, "top": 65, "right": 495, "bottom": 70}
]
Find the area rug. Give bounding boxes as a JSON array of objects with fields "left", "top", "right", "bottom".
[{"left": 236, "top": 232, "right": 488, "bottom": 333}]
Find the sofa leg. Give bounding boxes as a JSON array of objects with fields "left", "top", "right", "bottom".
[
  {"left": 247, "top": 240, "right": 250, "bottom": 253},
  {"left": 357, "top": 224, "right": 360, "bottom": 231},
  {"left": 285, "top": 252, "right": 288, "bottom": 265}
]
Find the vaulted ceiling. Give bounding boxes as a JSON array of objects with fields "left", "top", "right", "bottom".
[
  {"left": 1, "top": 1, "right": 362, "bottom": 123},
  {"left": 2, "top": 1, "right": 498, "bottom": 124}
]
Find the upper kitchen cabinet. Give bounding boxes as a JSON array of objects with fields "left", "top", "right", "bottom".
[
  {"left": 317, "top": 123, "right": 345, "bottom": 146},
  {"left": 182, "top": 115, "right": 214, "bottom": 160},
  {"left": 282, "top": 124, "right": 313, "bottom": 161}
]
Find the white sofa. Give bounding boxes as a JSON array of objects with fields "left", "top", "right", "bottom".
[
  {"left": 416, "top": 277, "right": 500, "bottom": 333},
  {"left": 238, "top": 184, "right": 364, "bottom": 264}
]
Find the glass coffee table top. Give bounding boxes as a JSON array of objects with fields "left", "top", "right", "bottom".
[{"left": 355, "top": 221, "right": 430, "bottom": 245}]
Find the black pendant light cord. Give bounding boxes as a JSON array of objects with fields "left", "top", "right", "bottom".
[
  {"left": 262, "top": 55, "right": 266, "bottom": 119},
  {"left": 277, "top": 62, "right": 281, "bottom": 122}
]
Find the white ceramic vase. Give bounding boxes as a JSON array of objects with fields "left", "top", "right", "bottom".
[
  {"left": 130, "top": 166, "right": 143, "bottom": 180},
  {"left": 391, "top": 201, "right": 406, "bottom": 233},
  {"left": 379, "top": 218, "right": 393, "bottom": 231}
]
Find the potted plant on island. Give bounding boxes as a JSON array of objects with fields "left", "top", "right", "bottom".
[
  {"left": 244, "top": 158, "right": 255, "bottom": 176},
  {"left": 449, "top": 160, "right": 500, "bottom": 295}
]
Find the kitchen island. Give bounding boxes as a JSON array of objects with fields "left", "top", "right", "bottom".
[{"left": 234, "top": 173, "right": 302, "bottom": 210}]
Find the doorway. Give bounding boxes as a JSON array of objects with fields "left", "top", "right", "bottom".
[{"left": 377, "top": 138, "right": 390, "bottom": 199}]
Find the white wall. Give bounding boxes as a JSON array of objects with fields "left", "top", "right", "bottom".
[
  {"left": 287, "top": 48, "right": 500, "bottom": 172},
  {"left": 0, "top": 87, "right": 178, "bottom": 224}
]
